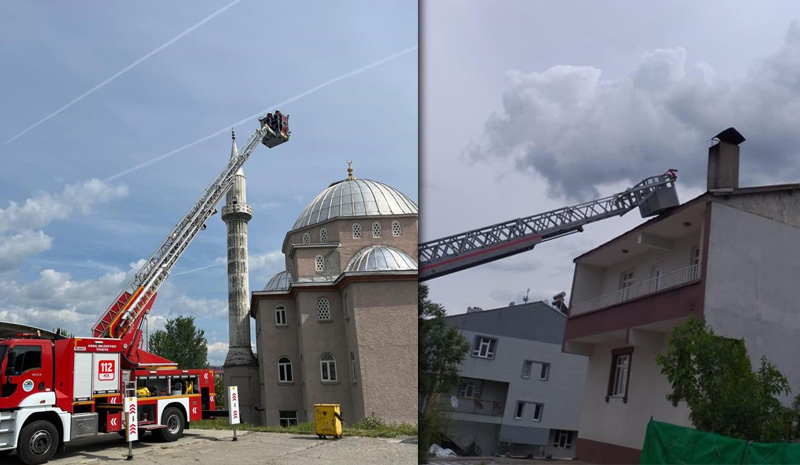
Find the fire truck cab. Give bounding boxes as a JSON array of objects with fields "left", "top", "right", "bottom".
[{"left": 0, "top": 324, "right": 215, "bottom": 465}]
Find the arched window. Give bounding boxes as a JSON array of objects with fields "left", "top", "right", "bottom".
[
  {"left": 353, "top": 223, "right": 362, "bottom": 239},
  {"left": 275, "top": 305, "right": 287, "bottom": 326},
  {"left": 278, "top": 357, "right": 293, "bottom": 383},
  {"left": 317, "top": 297, "right": 331, "bottom": 321},
  {"left": 372, "top": 222, "right": 382, "bottom": 238},
  {"left": 350, "top": 352, "right": 357, "bottom": 382},
  {"left": 320, "top": 228, "right": 327, "bottom": 244},
  {"left": 320, "top": 353, "right": 337, "bottom": 382},
  {"left": 315, "top": 255, "right": 325, "bottom": 272},
  {"left": 302, "top": 233, "right": 310, "bottom": 245},
  {"left": 392, "top": 221, "right": 402, "bottom": 237}
]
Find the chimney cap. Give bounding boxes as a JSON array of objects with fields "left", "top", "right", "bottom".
[{"left": 714, "top": 127, "right": 746, "bottom": 146}]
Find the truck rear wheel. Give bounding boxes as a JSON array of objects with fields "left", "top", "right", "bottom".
[
  {"left": 18, "top": 420, "right": 59, "bottom": 465},
  {"left": 155, "top": 407, "right": 184, "bottom": 442}
]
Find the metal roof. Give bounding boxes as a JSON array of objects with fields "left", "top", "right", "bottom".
[
  {"left": 345, "top": 245, "right": 417, "bottom": 272},
  {"left": 292, "top": 178, "right": 417, "bottom": 230},
  {"left": 263, "top": 269, "right": 292, "bottom": 291}
]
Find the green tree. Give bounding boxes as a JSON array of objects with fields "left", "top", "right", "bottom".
[
  {"left": 214, "top": 375, "right": 225, "bottom": 409},
  {"left": 418, "top": 284, "right": 469, "bottom": 463},
  {"left": 148, "top": 316, "right": 208, "bottom": 369},
  {"left": 656, "top": 316, "right": 790, "bottom": 442}
]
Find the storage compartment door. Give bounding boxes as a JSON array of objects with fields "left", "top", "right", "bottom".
[
  {"left": 73, "top": 353, "right": 93, "bottom": 399},
  {"left": 92, "top": 353, "right": 120, "bottom": 394}
]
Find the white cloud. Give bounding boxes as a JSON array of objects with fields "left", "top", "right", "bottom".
[
  {"left": 470, "top": 22, "right": 800, "bottom": 200},
  {"left": 167, "top": 295, "right": 227, "bottom": 319},
  {"left": 0, "top": 261, "right": 140, "bottom": 336},
  {"left": 0, "top": 179, "right": 129, "bottom": 234},
  {"left": 207, "top": 341, "right": 229, "bottom": 366},
  {"left": 0, "top": 231, "right": 53, "bottom": 271},
  {"left": 248, "top": 251, "right": 284, "bottom": 272}
]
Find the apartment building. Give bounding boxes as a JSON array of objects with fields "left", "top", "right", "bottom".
[
  {"left": 443, "top": 301, "right": 587, "bottom": 457},
  {"left": 563, "top": 128, "right": 800, "bottom": 463}
]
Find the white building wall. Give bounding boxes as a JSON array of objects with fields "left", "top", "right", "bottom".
[
  {"left": 458, "top": 329, "right": 586, "bottom": 433},
  {"left": 704, "top": 202, "right": 800, "bottom": 402},
  {"left": 577, "top": 335, "right": 690, "bottom": 451}
]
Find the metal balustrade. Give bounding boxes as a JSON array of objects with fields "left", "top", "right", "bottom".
[
  {"left": 572, "top": 263, "right": 701, "bottom": 314},
  {"left": 440, "top": 396, "right": 505, "bottom": 417}
]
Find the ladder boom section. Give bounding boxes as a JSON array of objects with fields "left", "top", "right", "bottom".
[
  {"left": 418, "top": 170, "right": 677, "bottom": 281},
  {"left": 92, "top": 124, "right": 278, "bottom": 340}
]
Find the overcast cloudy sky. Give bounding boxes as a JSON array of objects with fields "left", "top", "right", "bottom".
[
  {"left": 0, "top": 1, "right": 417, "bottom": 364},
  {"left": 422, "top": 1, "right": 800, "bottom": 314}
]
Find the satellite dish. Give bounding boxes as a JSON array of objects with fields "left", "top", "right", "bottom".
[{"left": 450, "top": 396, "right": 459, "bottom": 409}]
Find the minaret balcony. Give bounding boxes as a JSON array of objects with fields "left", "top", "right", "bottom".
[{"left": 222, "top": 204, "right": 253, "bottom": 222}]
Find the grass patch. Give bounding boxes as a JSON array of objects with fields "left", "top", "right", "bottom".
[{"left": 192, "top": 417, "right": 417, "bottom": 438}]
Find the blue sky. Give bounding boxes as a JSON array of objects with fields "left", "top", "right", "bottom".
[
  {"left": 0, "top": 0, "right": 417, "bottom": 364},
  {"left": 422, "top": 0, "right": 800, "bottom": 314}
]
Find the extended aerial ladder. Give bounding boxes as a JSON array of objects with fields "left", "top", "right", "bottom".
[
  {"left": 418, "top": 170, "right": 679, "bottom": 281},
  {"left": 91, "top": 114, "right": 290, "bottom": 365}
]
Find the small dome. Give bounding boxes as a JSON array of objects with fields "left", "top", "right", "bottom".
[
  {"left": 264, "top": 270, "right": 292, "bottom": 291},
  {"left": 345, "top": 245, "right": 417, "bottom": 272},
  {"left": 293, "top": 178, "right": 417, "bottom": 230}
]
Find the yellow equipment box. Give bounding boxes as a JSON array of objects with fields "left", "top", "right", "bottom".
[{"left": 314, "top": 404, "right": 343, "bottom": 439}]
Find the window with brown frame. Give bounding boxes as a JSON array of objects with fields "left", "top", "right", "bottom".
[{"left": 606, "top": 347, "right": 634, "bottom": 403}]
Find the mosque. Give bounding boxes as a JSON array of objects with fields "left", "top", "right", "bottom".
[{"left": 222, "top": 133, "right": 418, "bottom": 426}]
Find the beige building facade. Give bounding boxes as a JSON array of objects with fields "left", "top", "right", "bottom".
[{"left": 249, "top": 167, "right": 418, "bottom": 427}]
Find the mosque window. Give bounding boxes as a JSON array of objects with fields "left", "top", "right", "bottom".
[
  {"left": 353, "top": 223, "right": 362, "bottom": 239},
  {"left": 320, "top": 353, "right": 337, "bottom": 382},
  {"left": 317, "top": 297, "right": 331, "bottom": 321},
  {"left": 275, "top": 305, "right": 287, "bottom": 326},
  {"left": 315, "top": 255, "right": 325, "bottom": 272},
  {"left": 278, "top": 357, "right": 293, "bottom": 383},
  {"left": 350, "top": 352, "right": 357, "bottom": 383},
  {"left": 302, "top": 233, "right": 310, "bottom": 245},
  {"left": 392, "top": 221, "right": 402, "bottom": 237},
  {"left": 279, "top": 411, "right": 298, "bottom": 427},
  {"left": 372, "top": 222, "right": 382, "bottom": 238},
  {"left": 320, "top": 228, "right": 327, "bottom": 244},
  {"left": 344, "top": 293, "right": 350, "bottom": 320}
]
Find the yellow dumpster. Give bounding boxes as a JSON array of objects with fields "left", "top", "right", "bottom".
[{"left": 314, "top": 404, "right": 343, "bottom": 439}]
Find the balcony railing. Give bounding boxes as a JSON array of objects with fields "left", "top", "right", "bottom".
[
  {"left": 440, "top": 396, "right": 505, "bottom": 416},
  {"left": 573, "top": 263, "right": 701, "bottom": 314}
]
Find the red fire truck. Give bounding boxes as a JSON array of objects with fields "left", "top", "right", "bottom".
[{"left": 0, "top": 117, "right": 289, "bottom": 464}]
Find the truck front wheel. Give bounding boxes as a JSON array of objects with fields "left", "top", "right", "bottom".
[
  {"left": 155, "top": 407, "right": 184, "bottom": 442},
  {"left": 18, "top": 420, "right": 59, "bottom": 465}
]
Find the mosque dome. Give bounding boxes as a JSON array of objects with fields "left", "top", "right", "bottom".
[
  {"left": 345, "top": 245, "right": 417, "bottom": 272},
  {"left": 292, "top": 166, "right": 417, "bottom": 230},
  {"left": 263, "top": 269, "right": 292, "bottom": 291}
]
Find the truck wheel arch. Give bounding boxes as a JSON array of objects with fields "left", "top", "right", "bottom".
[
  {"left": 163, "top": 402, "right": 188, "bottom": 429},
  {"left": 21, "top": 412, "right": 65, "bottom": 449}
]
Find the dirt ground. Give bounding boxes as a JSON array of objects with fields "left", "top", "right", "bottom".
[{"left": 2, "top": 429, "right": 418, "bottom": 465}]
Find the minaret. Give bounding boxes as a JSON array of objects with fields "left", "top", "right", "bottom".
[{"left": 221, "top": 130, "right": 259, "bottom": 421}]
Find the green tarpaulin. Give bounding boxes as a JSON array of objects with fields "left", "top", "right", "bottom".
[{"left": 641, "top": 420, "right": 800, "bottom": 464}]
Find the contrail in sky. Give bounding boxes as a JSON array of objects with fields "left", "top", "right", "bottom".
[
  {"left": 104, "top": 45, "right": 418, "bottom": 182},
  {"left": 171, "top": 251, "right": 278, "bottom": 276},
  {"left": 171, "top": 262, "right": 224, "bottom": 277},
  {"left": 3, "top": 0, "right": 242, "bottom": 145}
]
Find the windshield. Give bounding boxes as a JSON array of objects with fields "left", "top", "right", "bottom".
[{"left": 0, "top": 346, "right": 7, "bottom": 367}]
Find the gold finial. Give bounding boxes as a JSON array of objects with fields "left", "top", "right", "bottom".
[{"left": 347, "top": 160, "right": 356, "bottom": 180}]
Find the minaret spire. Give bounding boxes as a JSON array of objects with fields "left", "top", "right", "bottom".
[{"left": 221, "top": 131, "right": 256, "bottom": 370}]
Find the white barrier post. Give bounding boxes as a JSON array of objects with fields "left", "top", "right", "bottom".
[
  {"left": 124, "top": 397, "right": 138, "bottom": 460},
  {"left": 229, "top": 386, "right": 240, "bottom": 441}
]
